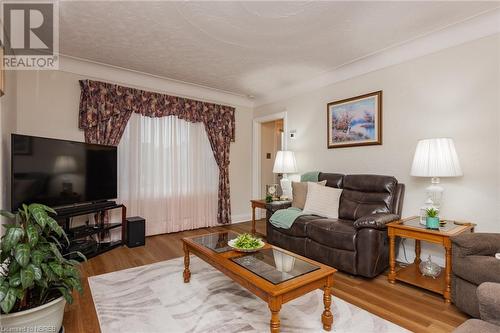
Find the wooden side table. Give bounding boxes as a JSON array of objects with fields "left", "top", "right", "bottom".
[
  {"left": 250, "top": 199, "right": 292, "bottom": 234},
  {"left": 250, "top": 199, "right": 267, "bottom": 234},
  {"left": 387, "top": 216, "right": 474, "bottom": 303}
]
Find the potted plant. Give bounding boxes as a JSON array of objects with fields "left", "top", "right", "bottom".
[
  {"left": 0, "top": 204, "right": 84, "bottom": 332},
  {"left": 425, "top": 207, "right": 440, "bottom": 229}
]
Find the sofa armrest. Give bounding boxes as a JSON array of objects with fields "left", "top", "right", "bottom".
[
  {"left": 265, "top": 201, "right": 292, "bottom": 221},
  {"left": 478, "top": 282, "right": 500, "bottom": 326},
  {"left": 353, "top": 213, "right": 400, "bottom": 230},
  {"left": 451, "top": 233, "right": 500, "bottom": 257}
]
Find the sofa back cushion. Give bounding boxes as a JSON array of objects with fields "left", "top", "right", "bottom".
[
  {"left": 318, "top": 172, "right": 344, "bottom": 188},
  {"left": 303, "top": 182, "right": 343, "bottom": 219},
  {"left": 339, "top": 174, "right": 398, "bottom": 221},
  {"left": 292, "top": 180, "right": 327, "bottom": 209}
]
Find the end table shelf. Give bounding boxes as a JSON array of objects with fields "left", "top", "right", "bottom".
[{"left": 387, "top": 216, "right": 474, "bottom": 303}]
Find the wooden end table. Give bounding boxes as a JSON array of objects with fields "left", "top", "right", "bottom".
[
  {"left": 250, "top": 199, "right": 267, "bottom": 234},
  {"left": 387, "top": 216, "right": 474, "bottom": 303},
  {"left": 250, "top": 199, "right": 291, "bottom": 234}
]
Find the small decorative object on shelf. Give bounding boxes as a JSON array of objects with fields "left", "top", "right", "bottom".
[
  {"left": 266, "top": 184, "right": 279, "bottom": 201},
  {"left": 265, "top": 194, "right": 273, "bottom": 203},
  {"left": 419, "top": 255, "right": 442, "bottom": 278},
  {"left": 425, "top": 207, "right": 440, "bottom": 230}
]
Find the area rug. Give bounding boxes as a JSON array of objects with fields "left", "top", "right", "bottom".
[{"left": 88, "top": 257, "right": 409, "bottom": 333}]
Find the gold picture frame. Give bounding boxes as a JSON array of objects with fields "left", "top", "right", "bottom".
[{"left": 327, "top": 91, "right": 382, "bottom": 149}]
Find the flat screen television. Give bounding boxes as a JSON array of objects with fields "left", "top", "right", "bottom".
[{"left": 11, "top": 134, "right": 117, "bottom": 211}]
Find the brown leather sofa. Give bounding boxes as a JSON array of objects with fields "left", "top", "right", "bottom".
[{"left": 266, "top": 173, "right": 405, "bottom": 278}]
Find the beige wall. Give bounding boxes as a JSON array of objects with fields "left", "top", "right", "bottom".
[
  {"left": 255, "top": 34, "right": 500, "bottom": 262},
  {"left": 1, "top": 70, "right": 18, "bottom": 213},
  {"left": 13, "top": 69, "right": 253, "bottom": 222}
]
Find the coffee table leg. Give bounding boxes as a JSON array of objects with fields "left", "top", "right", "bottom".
[
  {"left": 322, "top": 275, "right": 334, "bottom": 331},
  {"left": 268, "top": 297, "right": 282, "bottom": 333},
  {"left": 183, "top": 243, "right": 191, "bottom": 283}
]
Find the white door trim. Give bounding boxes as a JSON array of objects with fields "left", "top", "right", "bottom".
[{"left": 252, "top": 111, "right": 288, "bottom": 217}]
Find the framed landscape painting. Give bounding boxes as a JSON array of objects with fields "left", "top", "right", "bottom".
[{"left": 327, "top": 91, "right": 382, "bottom": 149}]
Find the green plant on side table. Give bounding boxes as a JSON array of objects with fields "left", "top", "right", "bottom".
[
  {"left": 0, "top": 203, "right": 85, "bottom": 332},
  {"left": 425, "top": 207, "right": 440, "bottom": 230}
]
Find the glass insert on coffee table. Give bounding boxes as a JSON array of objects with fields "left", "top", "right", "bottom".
[
  {"left": 231, "top": 248, "right": 319, "bottom": 284},
  {"left": 182, "top": 231, "right": 337, "bottom": 333}
]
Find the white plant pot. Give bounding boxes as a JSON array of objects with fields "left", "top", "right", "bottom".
[{"left": 0, "top": 296, "right": 66, "bottom": 333}]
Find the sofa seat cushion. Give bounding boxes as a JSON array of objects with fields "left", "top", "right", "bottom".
[
  {"left": 306, "top": 218, "right": 357, "bottom": 251},
  {"left": 271, "top": 215, "right": 321, "bottom": 238},
  {"left": 453, "top": 255, "right": 500, "bottom": 285}
]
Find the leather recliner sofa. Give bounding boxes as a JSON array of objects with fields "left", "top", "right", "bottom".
[{"left": 266, "top": 173, "right": 405, "bottom": 278}]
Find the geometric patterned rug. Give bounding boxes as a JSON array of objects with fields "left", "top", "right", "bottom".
[{"left": 89, "top": 257, "right": 409, "bottom": 333}]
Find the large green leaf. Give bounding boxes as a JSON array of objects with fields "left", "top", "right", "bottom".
[
  {"left": 20, "top": 266, "right": 35, "bottom": 289},
  {"left": 8, "top": 273, "right": 21, "bottom": 287},
  {"left": 41, "top": 263, "right": 58, "bottom": 281},
  {"left": 0, "top": 283, "right": 8, "bottom": 302},
  {"left": 28, "top": 263, "right": 42, "bottom": 281},
  {"left": 14, "top": 243, "right": 30, "bottom": 267},
  {"left": 64, "top": 265, "right": 80, "bottom": 278},
  {"left": 1, "top": 227, "right": 24, "bottom": 252},
  {"left": 0, "top": 288, "right": 17, "bottom": 314},
  {"left": 8, "top": 259, "right": 21, "bottom": 275},
  {"left": 29, "top": 203, "right": 56, "bottom": 215},
  {"left": 26, "top": 224, "right": 39, "bottom": 247},
  {"left": 31, "top": 250, "right": 45, "bottom": 266},
  {"left": 29, "top": 204, "right": 48, "bottom": 229},
  {"left": 57, "top": 287, "right": 73, "bottom": 304},
  {"left": 46, "top": 217, "right": 62, "bottom": 237},
  {"left": 48, "top": 261, "right": 63, "bottom": 277},
  {"left": 49, "top": 243, "right": 64, "bottom": 262},
  {"left": 0, "top": 210, "right": 15, "bottom": 219},
  {"left": 68, "top": 277, "right": 83, "bottom": 294}
]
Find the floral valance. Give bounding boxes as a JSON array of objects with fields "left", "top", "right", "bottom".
[
  {"left": 78, "top": 79, "right": 235, "bottom": 225},
  {"left": 78, "top": 80, "right": 235, "bottom": 143}
]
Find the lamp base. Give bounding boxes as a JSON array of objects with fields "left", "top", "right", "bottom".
[{"left": 280, "top": 177, "right": 292, "bottom": 200}]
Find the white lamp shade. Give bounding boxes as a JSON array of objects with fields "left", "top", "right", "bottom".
[
  {"left": 273, "top": 150, "right": 297, "bottom": 174},
  {"left": 410, "top": 138, "right": 463, "bottom": 177}
]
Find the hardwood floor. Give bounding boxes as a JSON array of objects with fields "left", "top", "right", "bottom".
[{"left": 64, "top": 219, "right": 468, "bottom": 333}]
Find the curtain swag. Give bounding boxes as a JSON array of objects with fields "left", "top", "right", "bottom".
[{"left": 78, "top": 79, "right": 235, "bottom": 224}]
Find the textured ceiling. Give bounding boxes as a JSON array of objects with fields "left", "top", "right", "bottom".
[{"left": 60, "top": 1, "right": 499, "bottom": 99}]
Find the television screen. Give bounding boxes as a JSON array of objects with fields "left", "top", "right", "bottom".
[{"left": 11, "top": 134, "right": 117, "bottom": 211}]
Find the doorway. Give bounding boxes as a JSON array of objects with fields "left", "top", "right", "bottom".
[
  {"left": 260, "top": 119, "right": 284, "bottom": 199},
  {"left": 252, "top": 112, "right": 288, "bottom": 210}
]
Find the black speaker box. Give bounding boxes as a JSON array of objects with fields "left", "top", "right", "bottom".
[{"left": 126, "top": 216, "right": 145, "bottom": 248}]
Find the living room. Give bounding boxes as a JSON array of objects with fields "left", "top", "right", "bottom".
[{"left": 0, "top": 2, "right": 499, "bottom": 333}]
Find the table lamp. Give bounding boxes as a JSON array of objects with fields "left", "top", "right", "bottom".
[
  {"left": 410, "top": 138, "right": 463, "bottom": 221},
  {"left": 273, "top": 150, "right": 297, "bottom": 200}
]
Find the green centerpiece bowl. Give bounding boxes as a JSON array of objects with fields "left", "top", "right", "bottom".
[{"left": 228, "top": 233, "right": 265, "bottom": 252}]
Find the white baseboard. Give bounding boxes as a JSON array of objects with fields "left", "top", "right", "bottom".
[{"left": 231, "top": 214, "right": 252, "bottom": 224}]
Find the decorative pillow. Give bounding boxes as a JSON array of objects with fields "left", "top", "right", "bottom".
[
  {"left": 292, "top": 180, "right": 327, "bottom": 209},
  {"left": 302, "top": 182, "right": 343, "bottom": 218}
]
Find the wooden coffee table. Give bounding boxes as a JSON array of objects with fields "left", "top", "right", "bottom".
[{"left": 182, "top": 231, "right": 337, "bottom": 333}]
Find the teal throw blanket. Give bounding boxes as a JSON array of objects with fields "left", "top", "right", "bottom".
[
  {"left": 270, "top": 207, "right": 306, "bottom": 229},
  {"left": 301, "top": 171, "right": 320, "bottom": 182}
]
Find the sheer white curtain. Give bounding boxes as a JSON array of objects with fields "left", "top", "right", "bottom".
[{"left": 118, "top": 114, "right": 219, "bottom": 235}]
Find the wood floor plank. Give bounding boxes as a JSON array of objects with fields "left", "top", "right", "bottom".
[{"left": 63, "top": 219, "right": 468, "bottom": 333}]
